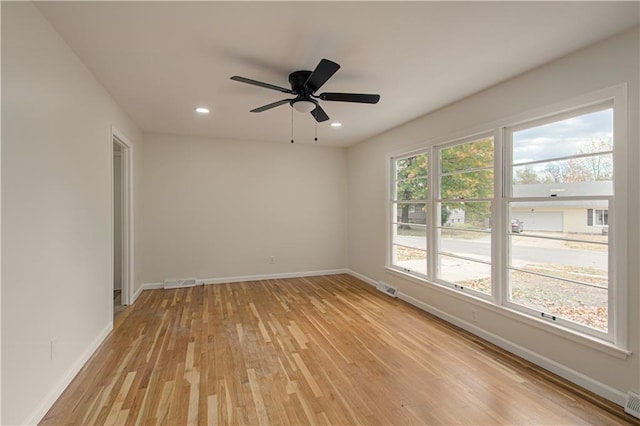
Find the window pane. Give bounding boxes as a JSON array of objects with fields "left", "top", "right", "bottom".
[
  {"left": 395, "top": 203, "right": 426, "bottom": 225},
  {"left": 440, "top": 228, "right": 491, "bottom": 261},
  {"left": 392, "top": 196, "right": 427, "bottom": 275},
  {"left": 594, "top": 209, "right": 608, "bottom": 226},
  {"left": 392, "top": 245, "right": 426, "bottom": 275},
  {"left": 440, "top": 136, "right": 494, "bottom": 201},
  {"left": 438, "top": 226, "right": 491, "bottom": 295},
  {"left": 396, "top": 154, "right": 428, "bottom": 180},
  {"left": 510, "top": 237, "right": 607, "bottom": 280},
  {"left": 441, "top": 137, "right": 493, "bottom": 173},
  {"left": 512, "top": 154, "right": 613, "bottom": 193},
  {"left": 508, "top": 198, "right": 608, "bottom": 332},
  {"left": 509, "top": 270, "right": 607, "bottom": 332},
  {"left": 396, "top": 177, "right": 428, "bottom": 201},
  {"left": 513, "top": 109, "right": 613, "bottom": 165},
  {"left": 393, "top": 223, "right": 426, "bottom": 249},
  {"left": 438, "top": 254, "right": 491, "bottom": 295},
  {"left": 441, "top": 170, "right": 494, "bottom": 199},
  {"left": 510, "top": 200, "right": 609, "bottom": 236},
  {"left": 437, "top": 137, "right": 494, "bottom": 295},
  {"left": 440, "top": 201, "right": 491, "bottom": 230}
]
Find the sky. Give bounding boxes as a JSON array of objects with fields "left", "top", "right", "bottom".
[{"left": 512, "top": 108, "right": 613, "bottom": 165}]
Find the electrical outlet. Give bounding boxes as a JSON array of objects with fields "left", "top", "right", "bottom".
[
  {"left": 471, "top": 310, "right": 478, "bottom": 323},
  {"left": 50, "top": 339, "right": 58, "bottom": 360},
  {"left": 268, "top": 256, "right": 275, "bottom": 264}
]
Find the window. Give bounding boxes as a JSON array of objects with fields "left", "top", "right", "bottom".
[
  {"left": 436, "top": 136, "right": 494, "bottom": 296},
  {"left": 587, "top": 208, "right": 608, "bottom": 226},
  {"left": 506, "top": 106, "right": 613, "bottom": 337},
  {"left": 388, "top": 89, "right": 625, "bottom": 346},
  {"left": 391, "top": 153, "right": 428, "bottom": 276}
]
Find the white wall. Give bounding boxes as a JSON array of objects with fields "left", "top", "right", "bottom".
[
  {"left": 141, "top": 134, "right": 348, "bottom": 284},
  {"left": 348, "top": 28, "right": 639, "bottom": 401},
  {"left": 1, "top": 2, "right": 142, "bottom": 424}
]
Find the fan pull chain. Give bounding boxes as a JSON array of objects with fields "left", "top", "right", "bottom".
[
  {"left": 314, "top": 114, "right": 318, "bottom": 142},
  {"left": 290, "top": 107, "right": 294, "bottom": 144}
]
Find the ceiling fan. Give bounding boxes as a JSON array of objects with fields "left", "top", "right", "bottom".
[{"left": 230, "top": 59, "right": 380, "bottom": 123}]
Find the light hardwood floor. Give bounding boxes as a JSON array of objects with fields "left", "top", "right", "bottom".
[{"left": 41, "top": 274, "right": 637, "bottom": 425}]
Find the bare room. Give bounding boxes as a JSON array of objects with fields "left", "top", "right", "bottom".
[{"left": 2, "top": 1, "right": 640, "bottom": 424}]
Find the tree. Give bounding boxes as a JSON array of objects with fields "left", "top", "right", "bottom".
[
  {"left": 544, "top": 163, "right": 564, "bottom": 183},
  {"left": 440, "top": 138, "right": 494, "bottom": 226},
  {"left": 514, "top": 166, "right": 541, "bottom": 184},
  {"left": 396, "top": 154, "right": 427, "bottom": 228},
  {"left": 512, "top": 139, "right": 613, "bottom": 185},
  {"left": 540, "top": 138, "right": 612, "bottom": 183},
  {"left": 440, "top": 205, "right": 452, "bottom": 225},
  {"left": 579, "top": 139, "right": 612, "bottom": 181}
]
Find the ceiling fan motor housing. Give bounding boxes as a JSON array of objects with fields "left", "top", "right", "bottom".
[
  {"left": 288, "top": 70, "right": 313, "bottom": 95},
  {"left": 288, "top": 70, "right": 318, "bottom": 112}
]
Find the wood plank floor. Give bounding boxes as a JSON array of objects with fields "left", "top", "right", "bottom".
[{"left": 41, "top": 274, "right": 637, "bottom": 425}]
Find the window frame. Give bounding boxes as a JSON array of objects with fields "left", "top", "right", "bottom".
[
  {"left": 433, "top": 133, "right": 495, "bottom": 300},
  {"left": 389, "top": 150, "right": 429, "bottom": 278},
  {"left": 385, "top": 85, "right": 628, "bottom": 351},
  {"left": 587, "top": 208, "right": 609, "bottom": 227},
  {"left": 503, "top": 102, "right": 615, "bottom": 341}
]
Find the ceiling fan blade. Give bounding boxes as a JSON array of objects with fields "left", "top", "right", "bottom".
[
  {"left": 310, "top": 105, "right": 330, "bottom": 123},
  {"left": 250, "top": 99, "right": 293, "bottom": 113},
  {"left": 231, "top": 76, "right": 293, "bottom": 94},
  {"left": 304, "top": 59, "right": 340, "bottom": 92},
  {"left": 319, "top": 92, "right": 380, "bottom": 104}
]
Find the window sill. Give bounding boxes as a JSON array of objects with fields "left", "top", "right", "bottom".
[{"left": 384, "top": 266, "right": 631, "bottom": 360}]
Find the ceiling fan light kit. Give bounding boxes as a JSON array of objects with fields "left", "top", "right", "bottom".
[
  {"left": 291, "top": 99, "right": 316, "bottom": 113},
  {"left": 231, "top": 58, "right": 380, "bottom": 142}
]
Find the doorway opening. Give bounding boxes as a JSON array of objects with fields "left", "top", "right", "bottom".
[{"left": 112, "top": 127, "right": 133, "bottom": 321}]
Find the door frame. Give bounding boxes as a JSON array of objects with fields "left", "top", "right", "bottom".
[{"left": 111, "top": 126, "right": 134, "bottom": 308}]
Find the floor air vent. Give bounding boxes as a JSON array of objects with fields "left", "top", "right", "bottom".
[
  {"left": 163, "top": 278, "right": 196, "bottom": 289},
  {"left": 625, "top": 392, "right": 640, "bottom": 419},
  {"left": 376, "top": 281, "right": 398, "bottom": 298}
]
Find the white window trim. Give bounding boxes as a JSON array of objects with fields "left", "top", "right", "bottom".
[{"left": 385, "top": 84, "right": 629, "bottom": 353}]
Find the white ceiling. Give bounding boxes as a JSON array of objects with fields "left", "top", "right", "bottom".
[{"left": 36, "top": 1, "right": 639, "bottom": 148}]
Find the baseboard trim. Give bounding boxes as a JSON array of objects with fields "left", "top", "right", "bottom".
[
  {"left": 346, "top": 269, "right": 627, "bottom": 407},
  {"left": 130, "top": 282, "right": 163, "bottom": 304},
  {"left": 131, "top": 284, "right": 144, "bottom": 304},
  {"left": 27, "top": 323, "right": 113, "bottom": 425},
  {"left": 346, "top": 269, "right": 377, "bottom": 287},
  {"left": 197, "top": 269, "right": 348, "bottom": 285},
  {"left": 137, "top": 270, "right": 349, "bottom": 293}
]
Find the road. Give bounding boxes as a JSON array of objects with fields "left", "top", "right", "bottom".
[{"left": 396, "top": 235, "right": 607, "bottom": 270}]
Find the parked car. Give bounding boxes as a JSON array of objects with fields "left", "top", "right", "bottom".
[{"left": 511, "top": 219, "right": 524, "bottom": 233}]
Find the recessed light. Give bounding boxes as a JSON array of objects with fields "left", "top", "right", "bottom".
[
  {"left": 331, "top": 122, "right": 342, "bottom": 127},
  {"left": 194, "top": 107, "right": 210, "bottom": 114}
]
